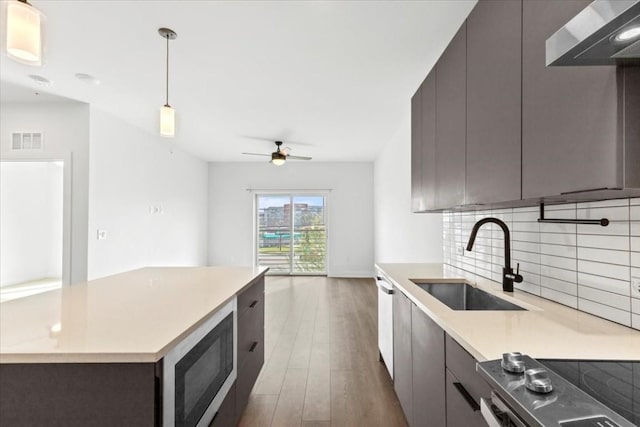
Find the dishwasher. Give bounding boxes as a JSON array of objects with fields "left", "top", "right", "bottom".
[{"left": 376, "top": 274, "right": 394, "bottom": 379}]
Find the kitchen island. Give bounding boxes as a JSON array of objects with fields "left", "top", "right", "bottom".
[{"left": 0, "top": 266, "right": 268, "bottom": 427}]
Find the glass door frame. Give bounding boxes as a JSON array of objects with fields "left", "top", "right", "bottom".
[{"left": 253, "top": 190, "right": 329, "bottom": 276}]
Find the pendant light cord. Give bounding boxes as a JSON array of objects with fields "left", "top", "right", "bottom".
[{"left": 165, "top": 35, "right": 170, "bottom": 107}]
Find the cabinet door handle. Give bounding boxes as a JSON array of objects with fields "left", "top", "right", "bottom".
[
  {"left": 453, "top": 382, "right": 480, "bottom": 412},
  {"left": 250, "top": 300, "right": 259, "bottom": 308},
  {"left": 376, "top": 279, "right": 394, "bottom": 295},
  {"left": 249, "top": 341, "right": 258, "bottom": 352}
]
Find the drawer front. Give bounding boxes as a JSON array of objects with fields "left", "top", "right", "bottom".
[
  {"left": 445, "top": 368, "right": 486, "bottom": 427},
  {"left": 210, "top": 381, "right": 236, "bottom": 427},
  {"left": 445, "top": 334, "right": 491, "bottom": 405},
  {"left": 237, "top": 294, "right": 265, "bottom": 368},
  {"left": 236, "top": 340, "right": 264, "bottom": 417},
  {"left": 237, "top": 277, "right": 264, "bottom": 318}
]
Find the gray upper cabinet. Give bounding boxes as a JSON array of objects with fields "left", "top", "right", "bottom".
[
  {"left": 409, "top": 0, "right": 640, "bottom": 210},
  {"left": 411, "top": 70, "right": 436, "bottom": 213},
  {"left": 411, "top": 84, "right": 423, "bottom": 213},
  {"left": 434, "top": 22, "right": 467, "bottom": 209},
  {"left": 522, "top": 0, "right": 621, "bottom": 199},
  {"left": 625, "top": 66, "right": 640, "bottom": 188},
  {"left": 466, "top": 0, "right": 522, "bottom": 205},
  {"left": 420, "top": 70, "right": 437, "bottom": 211}
]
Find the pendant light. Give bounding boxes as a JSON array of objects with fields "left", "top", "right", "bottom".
[
  {"left": 158, "top": 28, "right": 177, "bottom": 137},
  {"left": 6, "top": 0, "right": 44, "bottom": 66}
]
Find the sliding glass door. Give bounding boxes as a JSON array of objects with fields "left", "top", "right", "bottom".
[
  {"left": 256, "top": 195, "right": 292, "bottom": 274},
  {"left": 256, "top": 194, "right": 327, "bottom": 275}
]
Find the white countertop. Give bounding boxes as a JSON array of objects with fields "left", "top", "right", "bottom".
[
  {"left": 376, "top": 263, "right": 640, "bottom": 362},
  {"left": 0, "top": 266, "right": 267, "bottom": 364}
]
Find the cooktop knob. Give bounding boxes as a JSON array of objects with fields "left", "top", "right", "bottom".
[
  {"left": 525, "top": 368, "right": 553, "bottom": 393},
  {"left": 501, "top": 352, "right": 526, "bottom": 374}
]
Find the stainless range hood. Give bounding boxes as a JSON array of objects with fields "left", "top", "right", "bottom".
[{"left": 546, "top": 0, "right": 640, "bottom": 66}]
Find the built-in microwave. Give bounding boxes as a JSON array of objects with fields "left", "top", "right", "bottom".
[{"left": 163, "top": 298, "right": 237, "bottom": 427}]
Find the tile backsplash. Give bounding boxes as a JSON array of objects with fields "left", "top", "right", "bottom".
[{"left": 443, "top": 198, "right": 640, "bottom": 330}]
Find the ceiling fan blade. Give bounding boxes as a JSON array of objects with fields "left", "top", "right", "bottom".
[
  {"left": 283, "top": 140, "right": 315, "bottom": 147},
  {"left": 286, "top": 155, "right": 312, "bottom": 160},
  {"left": 281, "top": 147, "right": 291, "bottom": 155},
  {"left": 241, "top": 152, "right": 271, "bottom": 157},
  {"left": 240, "top": 135, "right": 315, "bottom": 147},
  {"left": 240, "top": 135, "right": 276, "bottom": 143}
]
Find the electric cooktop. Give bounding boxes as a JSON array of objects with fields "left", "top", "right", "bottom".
[
  {"left": 539, "top": 359, "right": 640, "bottom": 426},
  {"left": 477, "top": 355, "right": 638, "bottom": 427}
]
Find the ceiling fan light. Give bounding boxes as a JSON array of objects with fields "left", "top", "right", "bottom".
[
  {"left": 271, "top": 152, "right": 286, "bottom": 166},
  {"left": 6, "top": 0, "right": 43, "bottom": 66},
  {"left": 160, "top": 105, "right": 175, "bottom": 137}
]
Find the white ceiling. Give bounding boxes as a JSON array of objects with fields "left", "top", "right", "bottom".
[{"left": 0, "top": 0, "right": 476, "bottom": 162}]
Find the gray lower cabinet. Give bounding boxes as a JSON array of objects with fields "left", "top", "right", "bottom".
[
  {"left": 465, "top": 0, "right": 522, "bottom": 205},
  {"left": 210, "top": 382, "right": 237, "bottom": 427},
  {"left": 445, "top": 369, "right": 485, "bottom": 427},
  {"left": 0, "top": 362, "right": 159, "bottom": 427},
  {"left": 411, "top": 304, "right": 446, "bottom": 427},
  {"left": 391, "top": 290, "right": 491, "bottom": 427},
  {"left": 445, "top": 334, "right": 490, "bottom": 427},
  {"left": 235, "top": 276, "right": 266, "bottom": 422},
  {"left": 393, "top": 289, "right": 414, "bottom": 424}
]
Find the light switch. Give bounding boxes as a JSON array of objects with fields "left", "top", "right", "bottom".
[{"left": 97, "top": 230, "right": 107, "bottom": 240}]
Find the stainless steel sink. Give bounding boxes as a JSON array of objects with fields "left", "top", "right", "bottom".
[{"left": 412, "top": 282, "right": 526, "bottom": 311}]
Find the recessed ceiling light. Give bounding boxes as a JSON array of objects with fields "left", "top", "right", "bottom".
[
  {"left": 75, "top": 73, "right": 101, "bottom": 85},
  {"left": 28, "top": 74, "right": 51, "bottom": 87},
  {"left": 614, "top": 26, "right": 640, "bottom": 42}
]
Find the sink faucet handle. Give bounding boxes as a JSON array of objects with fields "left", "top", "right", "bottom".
[{"left": 514, "top": 263, "right": 523, "bottom": 283}]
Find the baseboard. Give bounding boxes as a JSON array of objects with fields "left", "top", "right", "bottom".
[{"left": 327, "top": 270, "right": 375, "bottom": 279}]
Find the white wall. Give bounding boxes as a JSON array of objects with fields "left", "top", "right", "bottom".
[
  {"left": 0, "top": 161, "right": 63, "bottom": 286},
  {"left": 208, "top": 162, "right": 374, "bottom": 277},
  {"left": 87, "top": 108, "right": 209, "bottom": 280},
  {"left": 374, "top": 112, "right": 443, "bottom": 263},
  {"left": 0, "top": 102, "right": 90, "bottom": 285}
]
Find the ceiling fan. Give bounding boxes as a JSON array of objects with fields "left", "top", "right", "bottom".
[{"left": 242, "top": 141, "right": 312, "bottom": 166}]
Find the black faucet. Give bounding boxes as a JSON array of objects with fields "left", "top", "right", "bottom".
[{"left": 466, "top": 217, "right": 523, "bottom": 292}]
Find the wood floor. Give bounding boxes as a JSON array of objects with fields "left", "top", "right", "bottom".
[{"left": 238, "top": 276, "right": 407, "bottom": 427}]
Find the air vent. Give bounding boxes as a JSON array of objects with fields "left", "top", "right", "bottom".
[{"left": 11, "top": 132, "right": 43, "bottom": 151}]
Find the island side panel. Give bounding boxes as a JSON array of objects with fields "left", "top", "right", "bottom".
[{"left": 0, "top": 362, "right": 159, "bottom": 427}]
